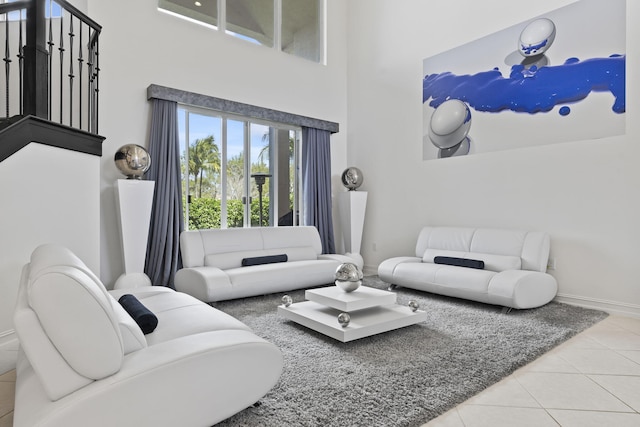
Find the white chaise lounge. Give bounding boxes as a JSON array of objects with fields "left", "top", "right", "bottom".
[
  {"left": 378, "top": 226, "right": 558, "bottom": 309},
  {"left": 13, "top": 244, "right": 283, "bottom": 427}
]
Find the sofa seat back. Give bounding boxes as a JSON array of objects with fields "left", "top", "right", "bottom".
[
  {"left": 181, "top": 226, "right": 323, "bottom": 270},
  {"left": 415, "top": 227, "right": 550, "bottom": 272},
  {"left": 13, "top": 244, "right": 147, "bottom": 401}
]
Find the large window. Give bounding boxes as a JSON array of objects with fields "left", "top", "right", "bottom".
[
  {"left": 158, "top": 0, "right": 324, "bottom": 63},
  {"left": 178, "top": 106, "right": 302, "bottom": 230}
]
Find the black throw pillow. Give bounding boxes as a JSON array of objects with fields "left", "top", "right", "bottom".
[
  {"left": 434, "top": 256, "right": 485, "bottom": 270},
  {"left": 118, "top": 294, "right": 158, "bottom": 334},
  {"left": 242, "top": 254, "right": 288, "bottom": 267}
]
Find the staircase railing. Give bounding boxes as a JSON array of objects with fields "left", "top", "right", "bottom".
[{"left": 0, "top": 0, "right": 101, "bottom": 134}]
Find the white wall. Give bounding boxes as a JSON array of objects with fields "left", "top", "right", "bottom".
[
  {"left": 0, "top": 144, "right": 100, "bottom": 341},
  {"left": 346, "top": 0, "right": 640, "bottom": 316},
  {"left": 87, "top": 0, "right": 349, "bottom": 286}
]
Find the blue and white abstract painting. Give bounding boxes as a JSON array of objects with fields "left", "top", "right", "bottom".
[{"left": 422, "top": 0, "right": 626, "bottom": 160}]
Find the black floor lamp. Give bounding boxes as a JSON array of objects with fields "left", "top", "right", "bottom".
[{"left": 251, "top": 173, "right": 271, "bottom": 226}]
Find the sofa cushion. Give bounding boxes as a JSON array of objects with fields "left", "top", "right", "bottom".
[
  {"left": 206, "top": 247, "right": 317, "bottom": 270},
  {"left": 421, "top": 227, "right": 476, "bottom": 253},
  {"left": 225, "top": 259, "right": 340, "bottom": 297},
  {"left": 133, "top": 291, "right": 253, "bottom": 346},
  {"left": 469, "top": 228, "right": 527, "bottom": 257},
  {"left": 388, "top": 261, "right": 496, "bottom": 294},
  {"left": 242, "top": 254, "right": 288, "bottom": 266},
  {"left": 260, "top": 226, "right": 323, "bottom": 254},
  {"left": 423, "top": 249, "right": 521, "bottom": 272},
  {"left": 28, "top": 266, "right": 124, "bottom": 380},
  {"left": 434, "top": 256, "right": 484, "bottom": 269},
  {"left": 118, "top": 294, "right": 159, "bottom": 334}
]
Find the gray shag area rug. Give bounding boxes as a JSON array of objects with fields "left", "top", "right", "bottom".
[{"left": 213, "top": 276, "right": 608, "bottom": 427}]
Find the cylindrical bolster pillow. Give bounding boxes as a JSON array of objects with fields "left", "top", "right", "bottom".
[
  {"left": 241, "top": 254, "right": 288, "bottom": 267},
  {"left": 434, "top": 256, "right": 485, "bottom": 270},
  {"left": 118, "top": 294, "right": 158, "bottom": 334}
]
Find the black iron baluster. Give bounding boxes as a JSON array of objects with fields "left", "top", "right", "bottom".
[
  {"left": 18, "top": 14, "right": 24, "bottom": 115},
  {"left": 77, "top": 23, "right": 83, "bottom": 130},
  {"left": 0, "top": 1, "right": 101, "bottom": 130},
  {"left": 4, "top": 14, "right": 11, "bottom": 117},
  {"left": 94, "top": 38, "right": 99, "bottom": 133},
  {"left": 87, "top": 28, "right": 93, "bottom": 133},
  {"left": 68, "top": 15, "right": 74, "bottom": 127},
  {"left": 47, "top": 7, "right": 54, "bottom": 122},
  {"left": 58, "top": 12, "right": 64, "bottom": 123}
]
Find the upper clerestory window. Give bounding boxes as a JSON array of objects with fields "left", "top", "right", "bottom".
[{"left": 158, "top": 0, "right": 324, "bottom": 64}]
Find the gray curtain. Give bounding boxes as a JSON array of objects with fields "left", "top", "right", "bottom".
[
  {"left": 145, "top": 98, "right": 184, "bottom": 287},
  {"left": 302, "top": 127, "right": 335, "bottom": 254}
]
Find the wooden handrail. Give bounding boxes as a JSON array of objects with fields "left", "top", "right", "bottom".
[{"left": 55, "top": 0, "right": 101, "bottom": 33}]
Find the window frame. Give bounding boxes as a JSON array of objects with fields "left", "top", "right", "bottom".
[
  {"left": 158, "top": 0, "right": 326, "bottom": 64},
  {"left": 179, "top": 103, "right": 303, "bottom": 230}
]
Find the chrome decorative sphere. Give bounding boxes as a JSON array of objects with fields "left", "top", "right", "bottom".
[
  {"left": 334, "top": 262, "right": 363, "bottom": 292},
  {"left": 114, "top": 144, "right": 151, "bottom": 179},
  {"left": 341, "top": 167, "right": 363, "bottom": 191},
  {"left": 282, "top": 295, "right": 293, "bottom": 307},
  {"left": 337, "top": 312, "right": 351, "bottom": 327},
  {"left": 408, "top": 300, "right": 419, "bottom": 312},
  {"left": 429, "top": 99, "right": 472, "bottom": 150}
]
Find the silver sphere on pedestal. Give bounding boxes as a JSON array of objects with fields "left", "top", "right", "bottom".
[
  {"left": 341, "top": 167, "right": 363, "bottom": 191},
  {"left": 334, "top": 262, "right": 363, "bottom": 292},
  {"left": 114, "top": 144, "right": 151, "bottom": 179}
]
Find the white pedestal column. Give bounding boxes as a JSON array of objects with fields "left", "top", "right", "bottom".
[
  {"left": 338, "top": 191, "right": 368, "bottom": 267},
  {"left": 114, "top": 179, "right": 155, "bottom": 289}
]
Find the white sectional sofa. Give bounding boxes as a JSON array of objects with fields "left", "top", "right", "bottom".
[
  {"left": 378, "top": 226, "right": 558, "bottom": 309},
  {"left": 13, "top": 244, "right": 283, "bottom": 427},
  {"left": 176, "top": 226, "right": 362, "bottom": 302}
]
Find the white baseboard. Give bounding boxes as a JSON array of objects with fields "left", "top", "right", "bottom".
[
  {"left": 554, "top": 293, "right": 640, "bottom": 319},
  {"left": 363, "top": 265, "right": 378, "bottom": 277},
  {"left": 0, "top": 329, "right": 17, "bottom": 349}
]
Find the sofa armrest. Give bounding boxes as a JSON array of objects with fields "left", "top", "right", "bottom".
[
  {"left": 488, "top": 270, "right": 558, "bottom": 309},
  {"left": 377, "top": 256, "right": 422, "bottom": 283},
  {"left": 108, "top": 285, "right": 176, "bottom": 301},
  {"left": 174, "top": 266, "right": 232, "bottom": 302},
  {"left": 15, "top": 330, "right": 283, "bottom": 427}
]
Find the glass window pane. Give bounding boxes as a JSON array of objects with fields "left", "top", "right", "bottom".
[
  {"left": 183, "top": 112, "right": 222, "bottom": 230},
  {"left": 250, "top": 123, "right": 271, "bottom": 227},
  {"left": 281, "top": 0, "right": 320, "bottom": 62},
  {"left": 275, "top": 129, "right": 297, "bottom": 226},
  {"left": 226, "top": 0, "right": 274, "bottom": 47},
  {"left": 159, "top": 0, "right": 218, "bottom": 28},
  {"left": 226, "top": 119, "right": 246, "bottom": 228},
  {"left": 178, "top": 108, "right": 188, "bottom": 228}
]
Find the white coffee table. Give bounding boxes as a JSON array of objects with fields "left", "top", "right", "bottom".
[{"left": 277, "top": 285, "right": 427, "bottom": 342}]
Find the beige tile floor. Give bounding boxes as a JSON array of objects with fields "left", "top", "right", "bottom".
[
  {"left": 0, "top": 315, "right": 638, "bottom": 427},
  {"left": 423, "top": 315, "right": 640, "bottom": 427},
  {"left": 0, "top": 337, "right": 17, "bottom": 427}
]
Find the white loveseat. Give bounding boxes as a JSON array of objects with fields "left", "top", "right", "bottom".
[
  {"left": 378, "top": 226, "right": 558, "bottom": 309},
  {"left": 13, "top": 244, "right": 283, "bottom": 427},
  {"left": 176, "top": 226, "right": 362, "bottom": 302}
]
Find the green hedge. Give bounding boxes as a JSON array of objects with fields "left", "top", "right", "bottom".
[{"left": 187, "top": 197, "right": 270, "bottom": 229}]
